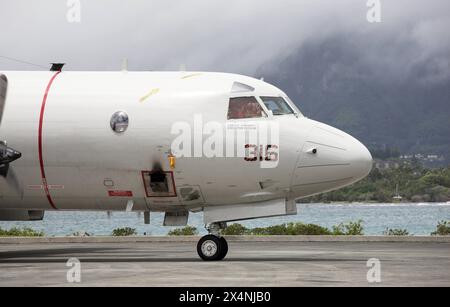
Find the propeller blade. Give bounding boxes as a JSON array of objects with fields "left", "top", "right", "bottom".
[
  {"left": 0, "top": 162, "right": 8, "bottom": 177},
  {"left": 0, "top": 165, "right": 23, "bottom": 197},
  {"left": 0, "top": 141, "right": 23, "bottom": 196}
]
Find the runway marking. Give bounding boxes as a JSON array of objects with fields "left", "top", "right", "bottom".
[{"left": 38, "top": 71, "right": 61, "bottom": 210}]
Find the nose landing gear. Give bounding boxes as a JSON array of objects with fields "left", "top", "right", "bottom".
[
  {"left": 197, "top": 235, "right": 228, "bottom": 261},
  {"left": 197, "top": 222, "right": 229, "bottom": 261}
]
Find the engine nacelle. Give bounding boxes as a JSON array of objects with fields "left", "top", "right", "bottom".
[{"left": 0, "top": 209, "right": 45, "bottom": 221}]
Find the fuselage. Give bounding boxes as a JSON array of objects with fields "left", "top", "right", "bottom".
[{"left": 0, "top": 71, "right": 372, "bottom": 213}]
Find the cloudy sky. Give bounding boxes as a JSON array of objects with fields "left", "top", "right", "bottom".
[{"left": 0, "top": 0, "right": 449, "bottom": 81}]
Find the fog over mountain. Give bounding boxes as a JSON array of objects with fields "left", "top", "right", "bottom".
[
  {"left": 1, "top": 0, "right": 449, "bottom": 158},
  {"left": 259, "top": 34, "right": 450, "bottom": 157}
]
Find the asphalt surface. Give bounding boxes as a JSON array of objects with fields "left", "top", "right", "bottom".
[{"left": 0, "top": 240, "right": 449, "bottom": 287}]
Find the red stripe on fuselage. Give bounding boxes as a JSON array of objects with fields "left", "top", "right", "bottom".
[{"left": 38, "top": 72, "right": 61, "bottom": 210}]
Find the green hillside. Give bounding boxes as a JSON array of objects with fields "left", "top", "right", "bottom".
[{"left": 300, "top": 165, "right": 450, "bottom": 203}]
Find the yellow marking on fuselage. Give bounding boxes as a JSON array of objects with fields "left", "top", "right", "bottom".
[
  {"left": 140, "top": 88, "right": 160, "bottom": 103},
  {"left": 181, "top": 73, "right": 202, "bottom": 80}
]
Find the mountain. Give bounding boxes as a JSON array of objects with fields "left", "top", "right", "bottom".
[{"left": 258, "top": 36, "right": 450, "bottom": 163}]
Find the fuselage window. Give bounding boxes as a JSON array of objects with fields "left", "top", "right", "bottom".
[
  {"left": 110, "top": 111, "right": 129, "bottom": 133},
  {"left": 260, "top": 97, "right": 295, "bottom": 116},
  {"left": 227, "top": 97, "right": 265, "bottom": 120}
]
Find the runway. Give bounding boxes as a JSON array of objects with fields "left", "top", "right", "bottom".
[{"left": 0, "top": 239, "right": 449, "bottom": 287}]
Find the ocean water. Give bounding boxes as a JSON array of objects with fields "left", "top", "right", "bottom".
[{"left": 0, "top": 203, "right": 449, "bottom": 236}]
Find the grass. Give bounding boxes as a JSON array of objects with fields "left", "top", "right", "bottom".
[
  {"left": 331, "top": 220, "right": 364, "bottom": 236},
  {"left": 0, "top": 227, "right": 44, "bottom": 237},
  {"left": 250, "top": 223, "right": 334, "bottom": 236},
  {"left": 168, "top": 226, "right": 198, "bottom": 236},
  {"left": 111, "top": 227, "right": 137, "bottom": 237},
  {"left": 169, "top": 221, "right": 365, "bottom": 236},
  {"left": 431, "top": 221, "right": 450, "bottom": 236},
  {"left": 383, "top": 228, "right": 410, "bottom": 236},
  {"left": 4, "top": 220, "right": 447, "bottom": 237}
]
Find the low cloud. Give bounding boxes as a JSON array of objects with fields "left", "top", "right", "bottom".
[{"left": 0, "top": 0, "right": 448, "bottom": 85}]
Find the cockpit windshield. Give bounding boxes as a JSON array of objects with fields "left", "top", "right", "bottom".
[
  {"left": 260, "top": 97, "right": 295, "bottom": 116},
  {"left": 227, "top": 97, "right": 265, "bottom": 120}
]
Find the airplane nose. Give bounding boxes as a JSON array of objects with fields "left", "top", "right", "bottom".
[
  {"left": 346, "top": 135, "right": 373, "bottom": 181},
  {"left": 290, "top": 120, "right": 373, "bottom": 199}
]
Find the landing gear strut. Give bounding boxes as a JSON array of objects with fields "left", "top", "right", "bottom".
[{"left": 197, "top": 222, "right": 228, "bottom": 261}]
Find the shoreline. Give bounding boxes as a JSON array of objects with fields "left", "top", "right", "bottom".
[
  {"left": 1, "top": 203, "right": 449, "bottom": 237},
  {"left": 1, "top": 235, "right": 450, "bottom": 244}
]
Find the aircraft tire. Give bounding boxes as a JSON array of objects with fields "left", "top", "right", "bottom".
[
  {"left": 217, "top": 237, "right": 228, "bottom": 261},
  {"left": 197, "top": 235, "right": 226, "bottom": 261}
]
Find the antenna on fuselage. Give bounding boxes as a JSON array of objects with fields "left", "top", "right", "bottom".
[
  {"left": 121, "top": 58, "right": 128, "bottom": 72},
  {"left": 50, "top": 63, "right": 65, "bottom": 72}
]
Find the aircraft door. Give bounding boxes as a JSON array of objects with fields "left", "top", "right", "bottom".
[
  {"left": 141, "top": 161, "right": 205, "bottom": 208},
  {"left": 142, "top": 170, "right": 177, "bottom": 198},
  {"left": 141, "top": 169, "right": 181, "bottom": 208}
]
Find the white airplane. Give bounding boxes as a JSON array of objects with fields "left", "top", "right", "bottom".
[{"left": 0, "top": 66, "right": 372, "bottom": 261}]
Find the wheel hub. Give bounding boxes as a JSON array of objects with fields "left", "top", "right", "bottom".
[{"left": 201, "top": 240, "right": 218, "bottom": 257}]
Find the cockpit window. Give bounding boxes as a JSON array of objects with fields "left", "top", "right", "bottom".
[
  {"left": 260, "top": 97, "right": 295, "bottom": 116},
  {"left": 286, "top": 96, "right": 304, "bottom": 116},
  {"left": 228, "top": 97, "right": 265, "bottom": 120}
]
